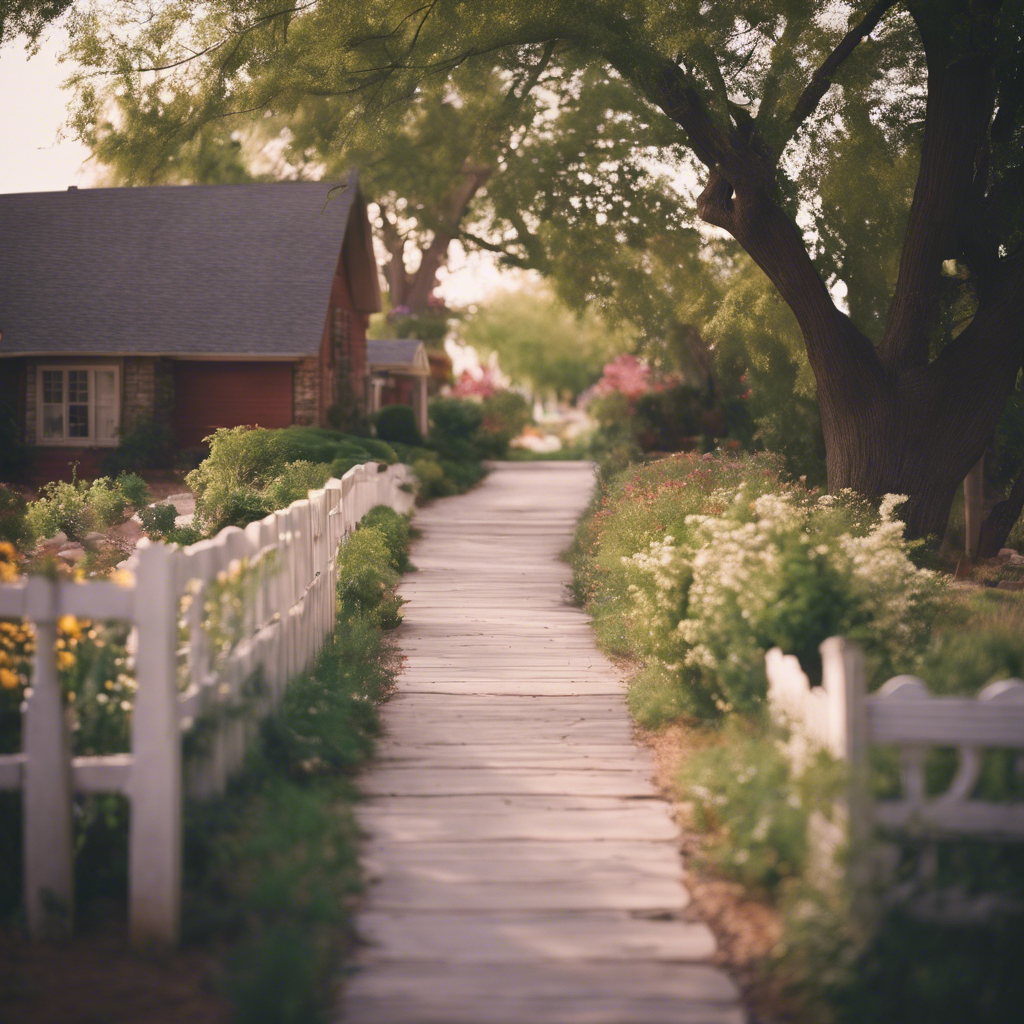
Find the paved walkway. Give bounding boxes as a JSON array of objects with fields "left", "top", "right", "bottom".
[{"left": 338, "top": 462, "right": 744, "bottom": 1024}]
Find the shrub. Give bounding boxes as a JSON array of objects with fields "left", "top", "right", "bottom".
[
  {"left": 330, "top": 456, "right": 362, "bottom": 480},
  {"left": 0, "top": 486, "right": 30, "bottom": 548},
  {"left": 336, "top": 527, "right": 399, "bottom": 619},
  {"left": 114, "top": 472, "right": 151, "bottom": 509},
  {"left": 101, "top": 418, "right": 177, "bottom": 474},
  {"left": 85, "top": 477, "right": 130, "bottom": 528},
  {"left": 623, "top": 488, "right": 943, "bottom": 716},
  {"left": 360, "top": 505, "right": 412, "bottom": 573},
  {"left": 164, "top": 524, "right": 204, "bottom": 547},
  {"left": 264, "top": 461, "right": 332, "bottom": 509},
  {"left": 138, "top": 503, "right": 179, "bottom": 538},
  {"left": 411, "top": 457, "right": 448, "bottom": 499},
  {"left": 374, "top": 404, "right": 423, "bottom": 447},
  {"left": 440, "top": 458, "right": 484, "bottom": 493},
  {"left": 633, "top": 384, "right": 704, "bottom": 450},
  {"left": 679, "top": 724, "right": 811, "bottom": 891},
  {"left": 186, "top": 426, "right": 294, "bottom": 517},
  {"left": 203, "top": 489, "right": 274, "bottom": 533},
  {"left": 429, "top": 397, "right": 483, "bottom": 457},
  {"left": 354, "top": 437, "right": 398, "bottom": 465},
  {"left": 24, "top": 479, "right": 95, "bottom": 541},
  {"left": 476, "top": 391, "right": 532, "bottom": 457}
]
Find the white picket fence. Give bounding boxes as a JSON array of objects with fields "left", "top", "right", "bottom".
[
  {"left": 767, "top": 637, "right": 1024, "bottom": 920},
  {"left": 0, "top": 461, "right": 415, "bottom": 944}
]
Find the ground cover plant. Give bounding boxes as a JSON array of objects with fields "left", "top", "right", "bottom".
[
  {"left": 568, "top": 449, "right": 1024, "bottom": 1022},
  {"left": 21, "top": 472, "right": 152, "bottom": 543}
]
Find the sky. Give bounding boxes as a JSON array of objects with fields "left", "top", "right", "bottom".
[
  {"left": 0, "top": 27, "right": 506, "bottom": 306},
  {"left": 0, "top": 30, "right": 94, "bottom": 194}
]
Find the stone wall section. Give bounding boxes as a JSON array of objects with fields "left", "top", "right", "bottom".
[
  {"left": 122, "top": 357, "right": 157, "bottom": 431},
  {"left": 293, "top": 358, "right": 320, "bottom": 426}
]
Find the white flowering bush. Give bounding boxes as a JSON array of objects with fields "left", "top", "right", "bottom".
[{"left": 623, "top": 487, "right": 945, "bottom": 717}]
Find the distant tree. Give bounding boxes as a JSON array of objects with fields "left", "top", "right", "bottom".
[{"left": 459, "top": 287, "right": 635, "bottom": 400}]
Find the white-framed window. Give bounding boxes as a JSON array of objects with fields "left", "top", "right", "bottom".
[{"left": 36, "top": 365, "right": 120, "bottom": 446}]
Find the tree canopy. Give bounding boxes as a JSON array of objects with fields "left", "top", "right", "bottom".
[
  {"left": 67, "top": 0, "right": 1024, "bottom": 540},
  {"left": 1, "top": 0, "right": 73, "bottom": 47}
]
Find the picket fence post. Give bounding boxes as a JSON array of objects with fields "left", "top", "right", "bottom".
[
  {"left": 129, "top": 539, "right": 182, "bottom": 946},
  {"left": 23, "top": 574, "right": 74, "bottom": 939}
]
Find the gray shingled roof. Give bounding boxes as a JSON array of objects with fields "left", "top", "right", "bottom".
[
  {"left": 368, "top": 338, "right": 425, "bottom": 367},
  {"left": 0, "top": 178, "right": 359, "bottom": 358}
]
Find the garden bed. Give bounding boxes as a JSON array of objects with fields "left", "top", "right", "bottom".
[{"left": 568, "top": 449, "right": 1024, "bottom": 1023}]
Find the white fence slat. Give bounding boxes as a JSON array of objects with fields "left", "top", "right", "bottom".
[
  {"left": 873, "top": 800, "right": 1024, "bottom": 840},
  {"left": 129, "top": 540, "right": 182, "bottom": 946},
  {"left": 23, "top": 575, "right": 74, "bottom": 939},
  {"left": 867, "top": 684, "right": 1024, "bottom": 747},
  {"left": 0, "top": 579, "right": 26, "bottom": 617},
  {"left": 0, "top": 754, "right": 25, "bottom": 790},
  {"left": 72, "top": 754, "right": 132, "bottom": 795},
  {"left": 58, "top": 579, "right": 135, "bottom": 621}
]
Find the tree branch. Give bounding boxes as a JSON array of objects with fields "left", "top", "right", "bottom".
[
  {"left": 458, "top": 230, "right": 532, "bottom": 268},
  {"left": 786, "top": 0, "right": 897, "bottom": 137}
]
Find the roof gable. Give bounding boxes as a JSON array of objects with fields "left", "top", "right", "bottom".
[
  {"left": 0, "top": 176, "right": 380, "bottom": 359},
  {"left": 367, "top": 338, "right": 430, "bottom": 374}
]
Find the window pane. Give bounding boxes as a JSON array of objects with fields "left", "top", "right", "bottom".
[
  {"left": 42, "top": 405, "right": 64, "bottom": 439},
  {"left": 68, "top": 403, "right": 89, "bottom": 438},
  {"left": 95, "top": 370, "right": 118, "bottom": 441},
  {"left": 95, "top": 370, "right": 116, "bottom": 403},
  {"left": 68, "top": 370, "right": 89, "bottom": 404},
  {"left": 42, "top": 370, "right": 63, "bottom": 404}
]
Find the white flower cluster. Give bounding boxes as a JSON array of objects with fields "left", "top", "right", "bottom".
[{"left": 622, "top": 487, "right": 945, "bottom": 714}]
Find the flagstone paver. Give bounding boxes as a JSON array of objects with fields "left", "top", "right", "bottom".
[{"left": 338, "top": 461, "right": 745, "bottom": 1024}]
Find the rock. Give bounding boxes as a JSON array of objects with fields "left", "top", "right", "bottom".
[
  {"left": 57, "top": 544, "right": 86, "bottom": 564},
  {"left": 996, "top": 580, "right": 1024, "bottom": 591},
  {"left": 83, "top": 531, "right": 108, "bottom": 548},
  {"left": 51, "top": 531, "right": 68, "bottom": 546},
  {"left": 1009, "top": 553, "right": 1024, "bottom": 566},
  {"left": 998, "top": 548, "right": 1017, "bottom": 559}
]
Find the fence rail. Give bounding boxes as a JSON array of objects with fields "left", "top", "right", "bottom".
[
  {"left": 767, "top": 637, "right": 1024, "bottom": 920},
  {"left": 0, "top": 461, "right": 415, "bottom": 944}
]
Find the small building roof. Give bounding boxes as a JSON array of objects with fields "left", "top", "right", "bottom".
[
  {"left": 0, "top": 175, "right": 380, "bottom": 360},
  {"left": 367, "top": 338, "right": 430, "bottom": 375}
]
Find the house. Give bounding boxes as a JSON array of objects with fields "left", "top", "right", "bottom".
[
  {"left": 0, "top": 175, "right": 381, "bottom": 477},
  {"left": 366, "top": 338, "right": 432, "bottom": 436}
]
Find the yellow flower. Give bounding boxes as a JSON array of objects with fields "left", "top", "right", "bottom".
[
  {"left": 57, "top": 650, "right": 76, "bottom": 670},
  {"left": 0, "top": 667, "right": 20, "bottom": 690},
  {"left": 58, "top": 615, "right": 83, "bottom": 640}
]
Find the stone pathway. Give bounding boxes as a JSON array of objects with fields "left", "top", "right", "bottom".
[{"left": 338, "top": 462, "right": 744, "bottom": 1024}]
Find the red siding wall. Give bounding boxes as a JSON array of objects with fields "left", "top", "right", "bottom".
[{"left": 172, "top": 361, "right": 294, "bottom": 447}]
